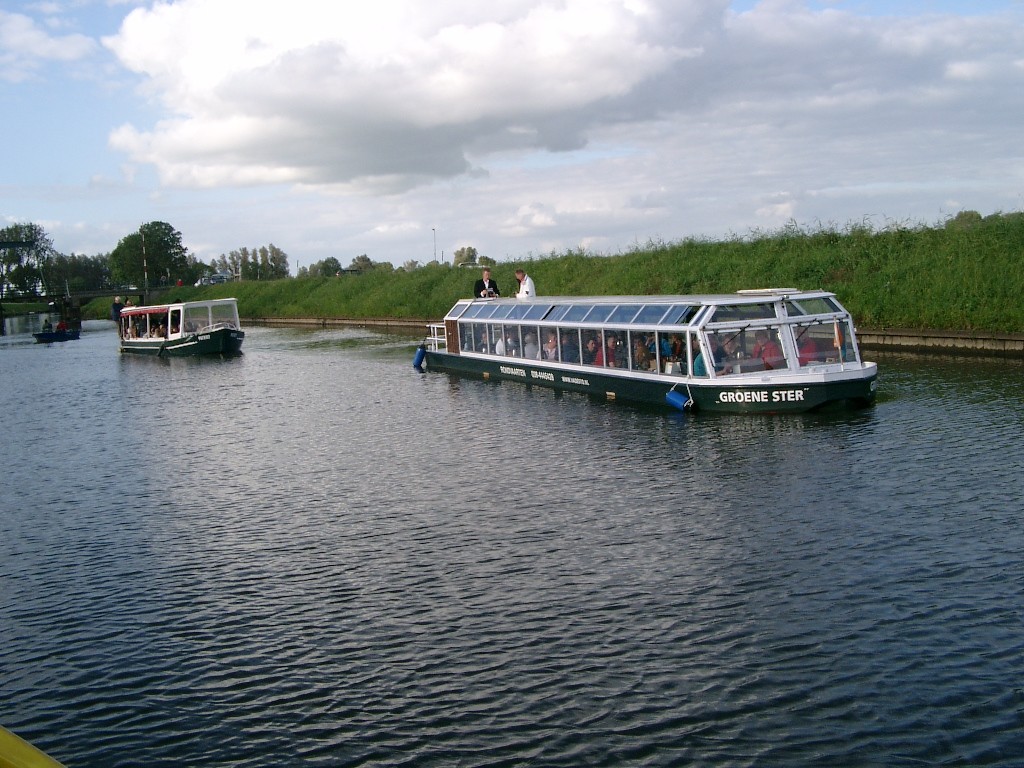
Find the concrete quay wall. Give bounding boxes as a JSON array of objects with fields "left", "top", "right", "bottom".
[{"left": 857, "top": 328, "right": 1024, "bottom": 357}]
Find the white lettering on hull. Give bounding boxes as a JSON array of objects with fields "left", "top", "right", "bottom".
[{"left": 716, "top": 389, "right": 807, "bottom": 404}]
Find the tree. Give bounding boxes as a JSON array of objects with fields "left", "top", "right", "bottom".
[
  {"left": 309, "top": 257, "right": 343, "bottom": 277},
  {"left": 453, "top": 246, "right": 478, "bottom": 267},
  {"left": 40, "top": 253, "right": 110, "bottom": 294},
  {"left": 1, "top": 222, "right": 55, "bottom": 297},
  {"left": 401, "top": 260, "right": 420, "bottom": 272},
  {"left": 349, "top": 254, "right": 374, "bottom": 272},
  {"left": 109, "top": 221, "right": 190, "bottom": 288}
]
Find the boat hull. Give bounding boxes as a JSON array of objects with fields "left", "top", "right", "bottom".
[
  {"left": 424, "top": 350, "right": 877, "bottom": 414},
  {"left": 120, "top": 328, "right": 244, "bottom": 357},
  {"left": 33, "top": 329, "right": 80, "bottom": 343}
]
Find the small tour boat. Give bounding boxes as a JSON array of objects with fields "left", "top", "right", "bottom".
[
  {"left": 33, "top": 328, "right": 80, "bottom": 343},
  {"left": 417, "top": 289, "right": 878, "bottom": 414},
  {"left": 118, "top": 298, "right": 244, "bottom": 357}
]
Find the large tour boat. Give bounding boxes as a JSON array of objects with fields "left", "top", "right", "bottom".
[
  {"left": 118, "top": 298, "right": 244, "bottom": 357},
  {"left": 417, "top": 289, "right": 878, "bottom": 414}
]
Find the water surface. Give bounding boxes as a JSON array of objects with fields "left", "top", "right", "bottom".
[{"left": 2, "top": 322, "right": 1022, "bottom": 766}]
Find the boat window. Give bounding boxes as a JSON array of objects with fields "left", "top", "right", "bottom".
[
  {"left": 634, "top": 304, "right": 672, "bottom": 324},
  {"left": 523, "top": 304, "right": 552, "bottom": 320},
  {"left": 488, "top": 305, "right": 514, "bottom": 320},
  {"left": 506, "top": 325, "right": 523, "bottom": 356},
  {"left": 661, "top": 304, "right": 698, "bottom": 325},
  {"left": 183, "top": 305, "right": 210, "bottom": 332},
  {"left": 708, "top": 325, "right": 789, "bottom": 375},
  {"left": 581, "top": 330, "right": 601, "bottom": 365},
  {"left": 583, "top": 305, "right": 614, "bottom": 323},
  {"left": 628, "top": 330, "right": 655, "bottom": 371},
  {"left": 547, "top": 305, "right": 570, "bottom": 322},
  {"left": 521, "top": 326, "right": 542, "bottom": 359},
  {"left": 211, "top": 303, "right": 238, "bottom": 329},
  {"left": 602, "top": 331, "right": 626, "bottom": 368},
  {"left": 558, "top": 327, "right": 581, "bottom": 364},
  {"left": 562, "top": 304, "right": 592, "bottom": 322},
  {"left": 608, "top": 304, "right": 642, "bottom": 323},
  {"left": 444, "top": 302, "right": 472, "bottom": 321},
  {"left": 539, "top": 328, "right": 559, "bottom": 361},
  {"left": 688, "top": 331, "right": 708, "bottom": 377},
  {"left": 787, "top": 297, "right": 840, "bottom": 316},
  {"left": 795, "top": 319, "right": 855, "bottom": 363},
  {"left": 476, "top": 303, "right": 504, "bottom": 319},
  {"left": 506, "top": 304, "right": 530, "bottom": 320},
  {"left": 460, "top": 303, "right": 488, "bottom": 319},
  {"left": 710, "top": 303, "right": 777, "bottom": 322},
  {"left": 488, "top": 324, "right": 503, "bottom": 355},
  {"left": 471, "top": 323, "right": 490, "bottom": 353}
]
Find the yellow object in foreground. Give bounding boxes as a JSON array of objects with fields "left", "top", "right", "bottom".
[{"left": 0, "top": 726, "right": 65, "bottom": 768}]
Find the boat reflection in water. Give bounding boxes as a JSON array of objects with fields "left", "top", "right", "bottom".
[{"left": 421, "top": 288, "right": 878, "bottom": 414}]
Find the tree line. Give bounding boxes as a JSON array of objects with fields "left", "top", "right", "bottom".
[{"left": 0, "top": 220, "right": 293, "bottom": 298}]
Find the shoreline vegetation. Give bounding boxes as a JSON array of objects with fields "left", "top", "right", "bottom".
[{"left": 75, "top": 212, "right": 1022, "bottom": 340}]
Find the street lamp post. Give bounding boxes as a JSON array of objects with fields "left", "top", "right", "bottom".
[{"left": 432, "top": 228, "right": 437, "bottom": 263}]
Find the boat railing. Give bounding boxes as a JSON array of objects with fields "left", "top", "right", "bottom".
[
  {"left": 427, "top": 323, "right": 446, "bottom": 351},
  {"left": 199, "top": 321, "right": 237, "bottom": 333}
]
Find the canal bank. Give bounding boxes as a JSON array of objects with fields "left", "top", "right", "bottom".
[{"left": 245, "top": 316, "right": 1024, "bottom": 358}]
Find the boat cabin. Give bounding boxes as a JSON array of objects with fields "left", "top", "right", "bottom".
[{"left": 436, "top": 289, "right": 861, "bottom": 379}]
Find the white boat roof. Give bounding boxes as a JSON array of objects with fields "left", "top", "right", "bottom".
[
  {"left": 459, "top": 289, "right": 830, "bottom": 305},
  {"left": 119, "top": 297, "right": 238, "bottom": 316}
]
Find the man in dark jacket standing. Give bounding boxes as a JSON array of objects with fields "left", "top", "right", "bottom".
[{"left": 473, "top": 267, "right": 500, "bottom": 298}]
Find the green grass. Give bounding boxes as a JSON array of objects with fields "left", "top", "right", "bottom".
[{"left": 82, "top": 212, "right": 1024, "bottom": 333}]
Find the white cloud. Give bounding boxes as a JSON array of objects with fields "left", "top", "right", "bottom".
[
  {"left": 0, "top": 9, "right": 96, "bottom": 82},
  {"left": 103, "top": 0, "right": 699, "bottom": 188}
]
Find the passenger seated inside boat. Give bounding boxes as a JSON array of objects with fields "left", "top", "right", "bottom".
[
  {"left": 543, "top": 332, "right": 558, "bottom": 360},
  {"left": 633, "top": 336, "right": 652, "bottom": 370},
  {"left": 560, "top": 331, "right": 579, "bottom": 364},
  {"left": 523, "top": 332, "right": 540, "bottom": 360},
  {"left": 691, "top": 338, "right": 709, "bottom": 377},
  {"left": 595, "top": 333, "right": 621, "bottom": 367},
  {"left": 582, "top": 334, "right": 599, "bottom": 365},
  {"left": 752, "top": 329, "right": 785, "bottom": 370}
]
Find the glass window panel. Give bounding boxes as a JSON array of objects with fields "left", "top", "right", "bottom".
[
  {"left": 548, "top": 306, "right": 571, "bottom": 322},
  {"left": 634, "top": 304, "right": 672, "bottom": 324},
  {"left": 628, "top": 330, "right": 654, "bottom": 371},
  {"left": 794, "top": 323, "right": 838, "bottom": 366},
  {"left": 661, "top": 304, "right": 698, "bottom": 325},
  {"left": 711, "top": 303, "right": 777, "bottom": 322},
  {"left": 524, "top": 304, "right": 552, "bottom": 320},
  {"left": 583, "top": 305, "right": 614, "bottom": 323},
  {"left": 211, "top": 303, "right": 237, "bottom": 328},
  {"left": 541, "top": 329, "right": 560, "bottom": 360},
  {"left": 789, "top": 297, "right": 840, "bottom": 316},
  {"left": 490, "top": 305, "right": 515, "bottom": 319},
  {"left": 558, "top": 327, "right": 580, "bottom": 364},
  {"left": 506, "top": 304, "right": 529, "bottom": 319},
  {"left": 580, "top": 330, "right": 601, "bottom": 365},
  {"left": 562, "top": 304, "right": 592, "bottom": 322},
  {"left": 460, "top": 303, "right": 487, "bottom": 318},
  {"left": 521, "top": 326, "right": 542, "bottom": 359},
  {"left": 477, "top": 303, "right": 503, "bottom": 318},
  {"left": 608, "top": 304, "right": 642, "bottom": 323}
]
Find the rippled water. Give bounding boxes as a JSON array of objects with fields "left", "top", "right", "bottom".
[{"left": 2, "top": 322, "right": 1023, "bottom": 766}]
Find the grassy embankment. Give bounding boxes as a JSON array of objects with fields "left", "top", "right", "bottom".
[{"left": 84, "top": 214, "right": 1024, "bottom": 332}]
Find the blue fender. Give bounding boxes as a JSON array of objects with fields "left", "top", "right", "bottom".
[
  {"left": 665, "top": 389, "right": 691, "bottom": 412},
  {"left": 413, "top": 345, "right": 426, "bottom": 370}
]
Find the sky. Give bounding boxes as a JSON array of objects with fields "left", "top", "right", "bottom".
[{"left": 2, "top": 0, "right": 1022, "bottom": 272}]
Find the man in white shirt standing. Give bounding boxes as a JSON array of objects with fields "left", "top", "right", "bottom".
[{"left": 514, "top": 268, "right": 536, "bottom": 299}]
